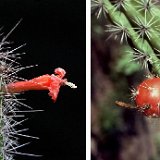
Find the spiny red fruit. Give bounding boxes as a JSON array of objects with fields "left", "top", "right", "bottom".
[{"left": 135, "top": 78, "right": 160, "bottom": 118}]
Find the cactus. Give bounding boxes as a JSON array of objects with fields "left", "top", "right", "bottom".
[
  {"left": 0, "top": 22, "right": 77, "bottom": 159},
  {"left": 92, "top": 0, "right": 160, "bottom": 75},
  {"left": 92, "top": 0, "right": 160, "bottom": 118},
  {"left": 92, "top": 1, "right": 160, "bottom": 159}
]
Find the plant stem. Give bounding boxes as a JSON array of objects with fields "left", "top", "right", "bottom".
[{"left": 103, "top": 0, "right": 160, "bottom": 75}]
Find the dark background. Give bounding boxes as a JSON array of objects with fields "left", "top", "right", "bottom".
[{"left": 0, "top": 0, "right": 85, "bottom": 160}]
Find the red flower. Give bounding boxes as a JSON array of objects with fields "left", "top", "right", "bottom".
[{"left": 6, "top": 68, "right": 77, "bottom": 102}]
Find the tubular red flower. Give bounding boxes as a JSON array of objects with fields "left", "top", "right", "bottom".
[{"left": 5, "top": 67, "right": 76, "bottom": 102}]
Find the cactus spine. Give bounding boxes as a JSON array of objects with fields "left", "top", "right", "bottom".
[{"left": 0, "top": 22, "right": 40, "bottom": 160}]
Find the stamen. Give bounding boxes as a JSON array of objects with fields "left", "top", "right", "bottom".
[{"left": 65, "top": 81, "right": 77, "bottom": 89}]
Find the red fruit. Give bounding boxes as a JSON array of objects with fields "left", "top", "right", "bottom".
[{"left": 135, "top": 78, "right": 160, "bottom": 117}]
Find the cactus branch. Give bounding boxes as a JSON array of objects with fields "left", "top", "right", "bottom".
[{"left": 98, "top": 0, "right": 160, "bottom": 75}]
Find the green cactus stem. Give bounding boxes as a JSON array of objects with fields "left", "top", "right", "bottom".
[{"left": 92, "top": 0, "right": 160, "bottom": 75}]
